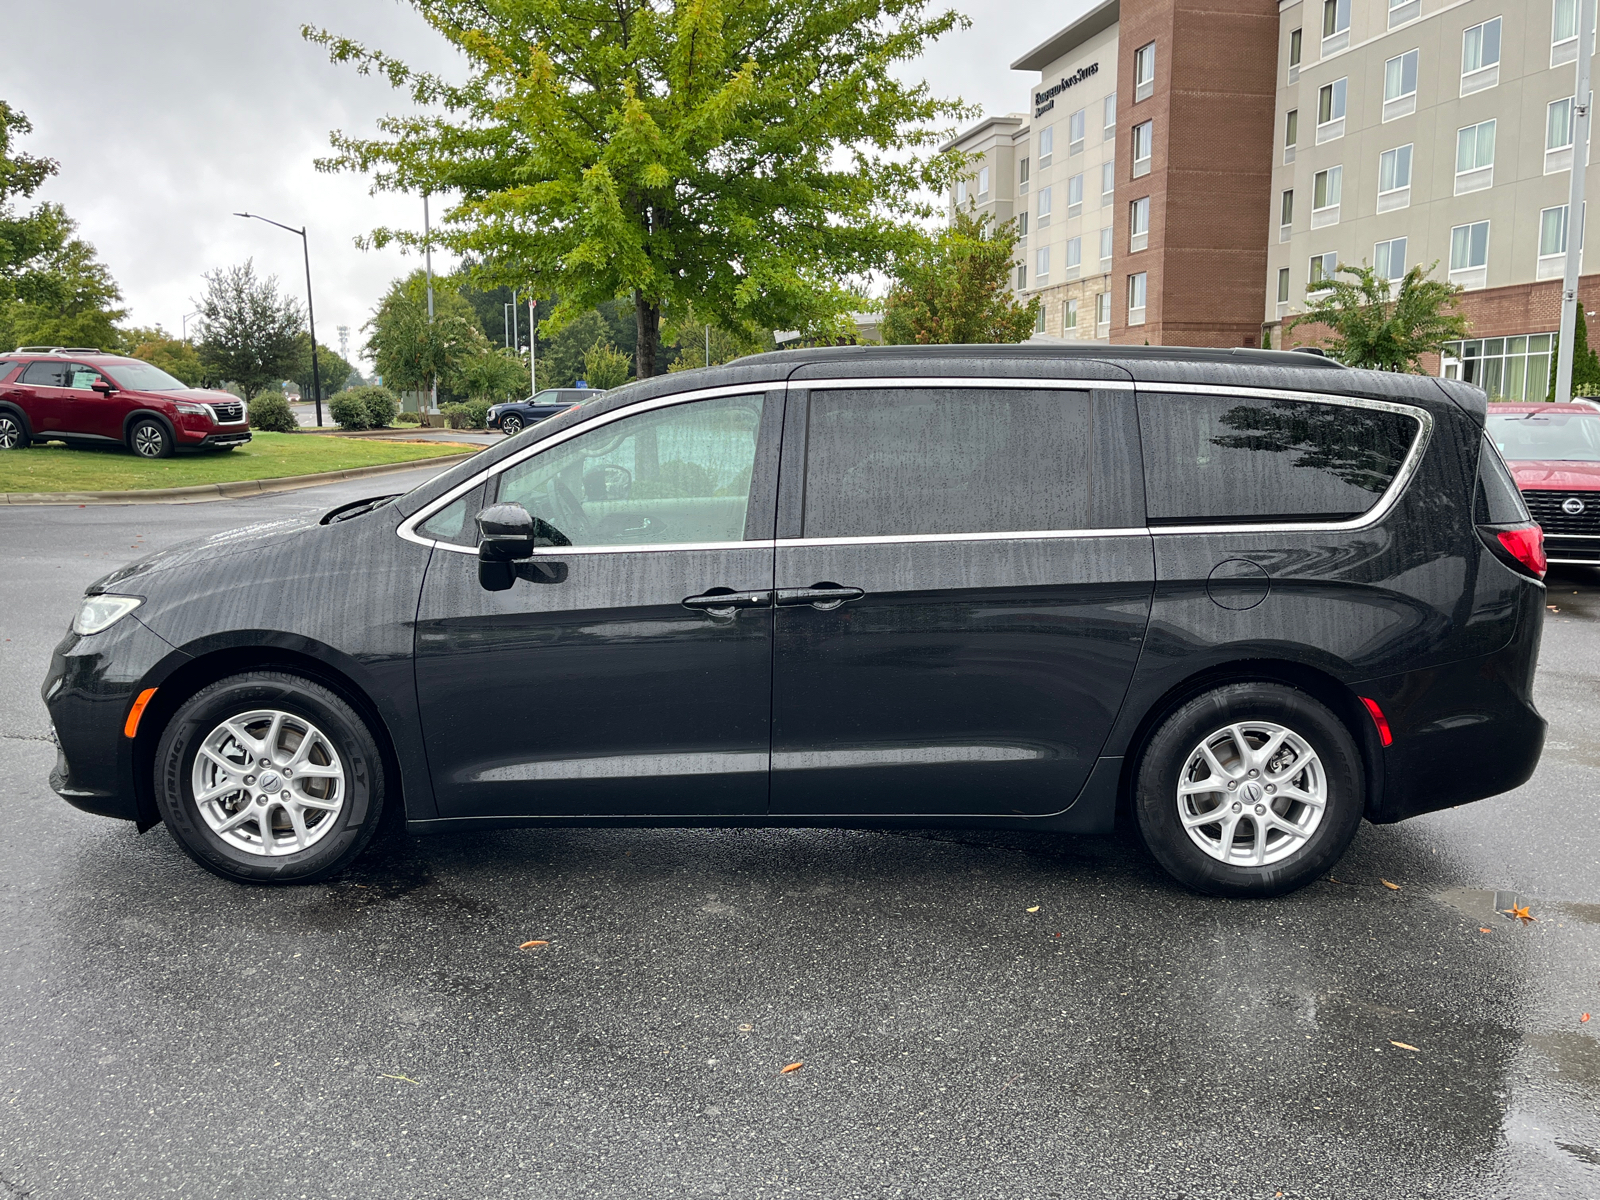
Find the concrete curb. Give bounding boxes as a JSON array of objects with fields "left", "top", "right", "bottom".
[{"left": 1, "top": 451, "right": 480, "bottom": 506}]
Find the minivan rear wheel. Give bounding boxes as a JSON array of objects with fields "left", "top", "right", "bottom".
[
  {"left": 153, "top": 671, "right": 386, "bottom": 884},
  {"left": 1134, "top": 682, "right": 1364, "bottom": 897}
]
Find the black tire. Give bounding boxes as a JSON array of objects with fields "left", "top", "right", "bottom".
[
  {"left": 0, "top": 411, "right": 27, "bottom": 449},
  {"left": 500, "top": 413, "right": 524, "bottom": 436},
  {"left": 1133, "top": 682, "right": 1364, "bottom": 898},
  {"left": 129, "top": 418, "right": 174, "bottom": 459},
  {"left": 153, "top": 671, "right": 387, "bottom": 884}
]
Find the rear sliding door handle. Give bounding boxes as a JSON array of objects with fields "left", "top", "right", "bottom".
[
  {"left": 682, "top": 589, "right": 773, "bottom": 616},
  {"left": 776, "top": 585, "right": 865, "bottom": 611}
]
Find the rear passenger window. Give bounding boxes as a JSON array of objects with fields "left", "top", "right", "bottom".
[
  {"left": 20, "top": 361, "right": 71, "bottom": 387},
  {"left": 1138, "top": 393, "right": 1419, "bottom": 525},
  {"left": 802, "top": 388, "right": 1091, "bottom": 538}
]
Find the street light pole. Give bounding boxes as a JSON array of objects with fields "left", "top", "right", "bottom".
[
  {"left": 235, "top": 211, "right": 324, "bottom": 427},
  {"left": 424, "top": 195, "right": 436, "bottom": 416},
  {"left": 1556, "top": 0, "right": 1597, "bottom": 404},
  {"left": 181, "top": 310, "right": 200, "bottom": 343}
]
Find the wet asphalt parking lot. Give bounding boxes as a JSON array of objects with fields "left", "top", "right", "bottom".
[{"left": 3, "top": 467, "right": 1600, "bottom": 1199}]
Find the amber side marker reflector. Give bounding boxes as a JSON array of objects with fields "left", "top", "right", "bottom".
[
  {"left": 124, "top": 688, "right": 157, "bottom": 739},
  {"left": 1359, "top": 696, "right": 1393, "bottom": 747}
]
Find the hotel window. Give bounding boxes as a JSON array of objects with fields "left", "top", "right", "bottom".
[
  {"left": 1017, "top": 262, "right": 1027, "bottom": 289},
  {"left": 1100, "top": 226, "right": 1114, "bottom": 263},
  {"left": 1277, "top": 267, "right": 1291, "bottom": 305},
  {"left": 1389, "top": 0, "right": 1419, "bottom": 30},
  {"left": 1100, "top": 161, "right": 1115, "bottom": 204},
  {"left": 1038, "top": 185, "right": 1052, "bottom": 226},
  {"left": 1378, "top": 144, "right": 1412, "bottom": 211},
  {"left": 1280, "top": 189, "right": 1294, "bottom": 242},
  {"left": 1036, "top": 246, "right": 1050, "bottom": 281},
  {"left": 1065, "top": 298, "right": 1079, "bottom": 330},
  {"left": 1289, "top": 29, "right": 1303, "bottom": 83},
  {"left": 1127, "top": 272, "right": 1148, "bottom": 324},
  {"left": 1103, "top": 94, "right": 1117, "bottom": 139},
  {"left": 1039, "top": 126, "right": 1054, "bottom": 166},
  {"left": 1285, "top": 109, "right": 1298, "bottom": 163},
  {"left": 1132, "top": 120, "right": 1153, "bottom": 178},
  {"left": 977, "top": 166, "right": 989, "bottom": 197},
  {"left": 1134, "top": 42, "right": 1156, "bottom": 102},
  {"left": 1554, "top": 0, "right": 1580, "bottom": 67},
  {"left": 1456, "top": 119, "right": 1496, "bottom": 194},
  {"left": 955, "top": 180, "right": 966, "bottom": 206},
  {"left": 1312, "top": 166, "right": 1342, "bottom": 227},
  {"left": 1316, "top": 78, "right": 1346, "bottom": 143},
  {"left": 1130, "top": 196, "right": 1150, "bottom": 252},
  {"left": 1067, "top": 172, "right": 1084, "bottom": 216},
  {"left": 1449, "top": 220, "right": 1490, "bottom": 288},
  {"left": 1035, "top": 306, "right": 1046, "bottom": 334},
  {"left": 1537, "top": 204, "right": 1581, "bottom": 279},
  {"left": 1017, "top": 211, "right": 1029, "bottom": 237},
  {"left": 1548, "top": 97, "right": 1576, "bottom": 174},
  {"left": 1020, "top": 157, "right": 1030, "bottom": 188},
  {"left": 1309, "top": 250, "right": 1338, "bottom": 292},
  {"left": 1322, "top": 0, "right": 1351, "bottom": 55},
  {"left": 1069, "top": 109, "right": 1086, "bottom": 155},
  {"left": 1096, "top": 292, "right": 1111, "bottom": 327},
  {"left": 1442, "top": 336, "right": 1554, "bottom": 400},
  {"left": 1375, "top": 236, "right": 1407, "bottom": 282},
  {"left": 1066, "top": 236, "right": 1083, "bottom": 270},
  {"left": 1461, "top": 17, "right": 1501, "bottom": 95},
  {"left": 1383, "top": 49, "right": 1418, "bottom": 121}
]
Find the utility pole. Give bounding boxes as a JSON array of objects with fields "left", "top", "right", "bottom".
[
  {"left": 1557, "top": 0, "right": 1597, "bottom": 403},
  {"left": 424, "top": 194, "right": 436, "bottom": 415},
  {"left": 529, "top": 295, "right": 538, "bottom": 395}
]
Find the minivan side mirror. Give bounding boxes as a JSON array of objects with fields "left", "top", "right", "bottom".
[{"left": 475, "top": 503, "right": 572, "bottom": 591}]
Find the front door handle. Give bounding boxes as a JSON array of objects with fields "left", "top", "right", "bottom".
[
  {"left": 682, "top": 589, "right": 773, "bottom": 616},
  {"left": 776, "top": 585, "right": 865, "bottom": 611}
]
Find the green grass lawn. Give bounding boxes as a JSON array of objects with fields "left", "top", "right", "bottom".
[{"left": 0, "top": 432, "right": 479, "bottom": 493}]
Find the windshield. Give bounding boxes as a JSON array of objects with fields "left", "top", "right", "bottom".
[
  {"left": 103, "top": 360, "right": 189, "bottom": 392},
  {"left": 1488, "top": 411, "right": 1600, "bottom": 462}
]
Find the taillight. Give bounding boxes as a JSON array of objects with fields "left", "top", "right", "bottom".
[{"left": 1495, "top": 524, "right": 1547, "bottom": 579}]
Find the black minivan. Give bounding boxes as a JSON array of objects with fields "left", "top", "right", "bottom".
[{"left": 43, "top": 346, "right": 1546, "bottom": 896}]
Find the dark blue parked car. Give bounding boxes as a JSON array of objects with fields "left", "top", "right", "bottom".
[{"left": 487, "top": 388, "right": 601, "bottom": 435}]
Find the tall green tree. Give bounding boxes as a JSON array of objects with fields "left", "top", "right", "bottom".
[
  {"left": 288, "top": 331, "right": 356, "bottom": 399},
  {"left": 193, "top": 260, "right": 304, "bottom": 399},
  {"left": 125, "top": 327, "right": 205, "bottom": 387},
  {"left": 880, "top": 207, "right": 1039, "bottom": 345},
  {"left": 1287, "top": 262, "right": 1467, "bottom": 372},
  {"left": 364, "top": 270, "right": 486, "bottom": 398},
  {"left": 1546, "top": 307, "right": 1600, "bottom": 400},
  {"left": 304, "top": 0, "right": 970, "bottom": 379}
]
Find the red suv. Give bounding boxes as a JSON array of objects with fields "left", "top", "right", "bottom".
[
  {"left": 1487, "top": 400, "right": 1600, "bottom": 566},
  {"left": 0, "top": 347, "right": 251, "bottom": 458}
]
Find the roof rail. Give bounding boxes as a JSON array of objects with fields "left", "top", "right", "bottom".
[{"left": 12, "top": 346, "right": 104, "bottom": 355}]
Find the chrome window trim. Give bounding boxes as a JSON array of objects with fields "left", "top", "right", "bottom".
[
  {"left": 429, "top": 538, "right": 778, "bottom": 558},
  {"left": 798, "top": 376, "right": 1131, "bottom": 392},
  {"left": 779, "top": 528, "right": 1148, "bottom": 548},
  {"left": 1136, "top": 382, "right": 1433, "bottom": 535}
]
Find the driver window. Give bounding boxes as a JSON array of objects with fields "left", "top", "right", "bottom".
[
  {"left": 494, "top": 393, "right": 765, "bottom": 548},
  {"left": 68, "top": 364, "right": 106, "bottom": 391}
]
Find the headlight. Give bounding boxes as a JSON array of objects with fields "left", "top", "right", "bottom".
[
  {"left": 72, "top": 594, "right": 143, "bottom": 636},
  {"left": 174, "top": 402, "right": 209, "bottom": 415}
]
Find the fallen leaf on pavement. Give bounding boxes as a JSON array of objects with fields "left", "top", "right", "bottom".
[
  {"left": 519, "top": 940, "right": 550, "bottom": 949},
  {"left": 1026, "top": 906, "right": 1040, "bottom": 913},
  {"left": 1390, "top": 1041, "right": 1420, "bottom": 1052},
  {"left": 1380, "top": 879, "right": 1401, "bottom": 891},
  {"left": 1504, "top": 905, "right": 1536, "bottom": 924},
  {"left": 780, "top": 1061, "right": 804, "bottom": 1074},
  {"left": 738, "top": 1024, "right": 754, "bottom": 1032},
  {"left": 1479, "top": 927, "right": 1493, "bottom": 934},
  {"left": 1584, "top": 1014, "right": 1592, "bottom": 1024},
  {"left": 1549, "top": 605, "right": 1560, "bottom": 612}
]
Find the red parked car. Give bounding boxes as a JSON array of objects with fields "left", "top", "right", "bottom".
[
  {"left": 0, "top": 347, "right": 251, "bottom": 458},
  {"left": 1487, "top": 400, "right": 1600, "bottom": 566}
]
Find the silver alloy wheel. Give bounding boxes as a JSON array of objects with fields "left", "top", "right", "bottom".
[
  {"left": 190, "top": 709, "right": 346, "bottom": 856},
  {"left": 0, "top": 415, "right": 20, "bottom": 449},
  {"left": 1175, "top": 720, "right": 1327, "bottom": 867},
  {"left": 132, "top": 424, "right": 166, "bottom": 457},
  {"left": 501, "top": 414, "right": 523, "bottom": 435}
]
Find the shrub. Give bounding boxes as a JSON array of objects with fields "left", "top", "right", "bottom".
[
  {"left": 247, "top": 392, "right": 299, "bottom": 433},
  {"left": 395, "top": 410, "right": 423, "bottom": 424},
  {"left": 440, "top": 399, "right": 491, "bottom": 429},
  {"left": 329, "top": 392, "right": 371, "bottom": 430},
  {"left": 360, "top": 386, "right": 400, "bottom": 428}
]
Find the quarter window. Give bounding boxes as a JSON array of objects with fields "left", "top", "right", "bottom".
[
  {"left": 1138, "top": 394, "right": 1419, "bottom": 525},
  {"left": 801, "top": 389, "right": 1093, "bottom": 538},
  {"left": 493, "top": 393, "right": 766, "bottom": 548}
]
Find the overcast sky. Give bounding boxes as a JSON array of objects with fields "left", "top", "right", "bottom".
[{"left": 7, "top": 0, "right": 1088, "bottom": 362}]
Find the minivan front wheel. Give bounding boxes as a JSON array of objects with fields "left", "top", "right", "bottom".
[
  {"left": 154, "top": 671, "right": 386, "bottom": 883},
  {"left": 1134, "top": 683, "right": 1364, "bottom": 897}
]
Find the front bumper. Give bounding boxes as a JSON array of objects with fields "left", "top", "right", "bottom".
[
  {"left": 43, "top": 616, "right": 187, "bottom": 823},
  {"left": 198, "top": 429, "right": 252, "bottom": 448},
  {"left": 1544, "top": 535, "right": 1600, "bottom": 565}
]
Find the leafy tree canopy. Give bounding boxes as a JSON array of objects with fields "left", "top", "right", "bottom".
[
  {"left": 125, "top": 326, "right": 205, "bottom": 387},
  {"left": 304, "top": 0, "right": 971, "bottom": 378},
  {"left": 1287, "top": 262, "right": 1467, "bottom": 372},
  {"left": 194, "top": 260, "right": 305, "bottom": 400},
  {"left": 364, "top": 269, "right": 487, "bottom": 397},
  {"left": 288, "top": 330, "right": 357, "bottom": 399},
  {"left": 880, "top": 206, "right": 1038, "bottom": 345}
]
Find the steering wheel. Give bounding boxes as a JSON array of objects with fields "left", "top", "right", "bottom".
[
  {"left": 582, "top": 463, "right": 632, "bottom": 501},
  {"left": 545, "top": 478, "right": 591, "bottom": 542}
]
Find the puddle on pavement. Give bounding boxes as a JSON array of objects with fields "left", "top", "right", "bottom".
[{"left": 1437, "top": 888, "right": 1600, "bottom": 927}]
